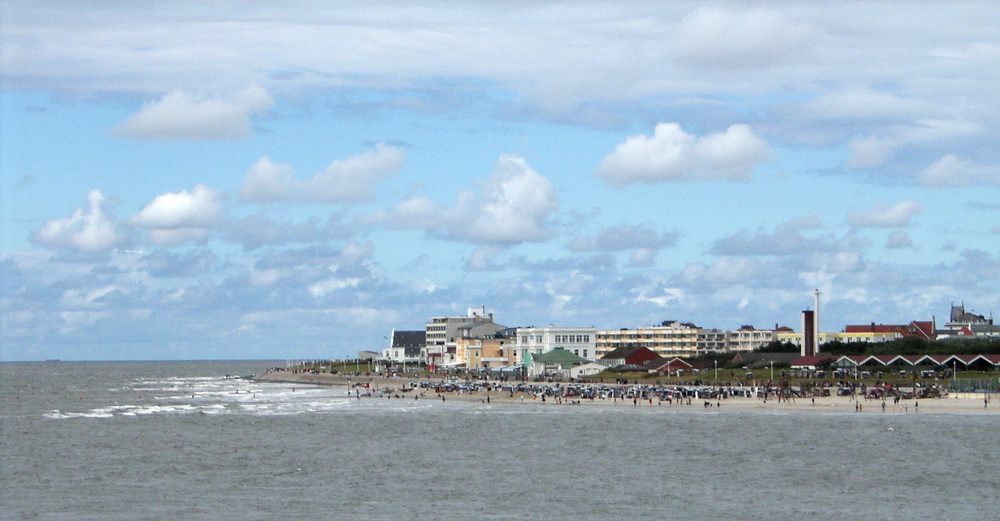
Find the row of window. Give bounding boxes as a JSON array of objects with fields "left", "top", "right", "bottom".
[
  {"left": 555, "top": 334, "right": 591, "bottom": 343},
  {"left": 519, "top": 334, "right": 593, "bottom": 344}
]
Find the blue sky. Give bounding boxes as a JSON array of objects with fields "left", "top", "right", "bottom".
[{"left": 2, "top": 2, "right": 999, "bottom": 361}]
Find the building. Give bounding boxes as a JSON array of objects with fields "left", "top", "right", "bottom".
[
  {"left": 840, "top": 320, "right": 936, "bottom": 343},
  {"left": 598, "top": 346, "right": 660, "bottom": 368},
  {"left": 456, "top": 327, "right": 515, "bottom": 369},
  {"left": 514, "top": 326, "right": 597, "bottom": 364},
  {"left": 727, "top": 325, "right": 780, "bottom": 352},
  {"left": 596, "top": 321, "right": 700, "bottom": 358},
  {"left": 696, "top": 328, "right": 728, "bottom": 355},
  {"left": 382, "top": 330, "right": 425, "bottom": 364},
  {"left": 939, "top": 302, "right": 999, "bottom": 338},
  {"left": 526, "top": 347, "right": 590, "bottom": 378},
  {"left": 424, "top": 306, "right": 501, "bottom": 368}
]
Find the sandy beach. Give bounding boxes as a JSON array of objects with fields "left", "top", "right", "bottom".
[{"left": 253, "top": 370, "right": 998, "bottom": 415}]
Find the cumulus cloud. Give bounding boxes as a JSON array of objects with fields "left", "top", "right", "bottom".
[
  {"left": 239, "top": 156, "right": 295, "bottom": 203},
  {"left": 130, "top": 184, "right": 225, "bottom": 245},
  {"left": 595, "top": 123, "right": 768, "bottom": 186},
  {"left": 302, "top": 143, "right": 406, "bottom": 203},
  {"left": 113, "top": 86, "right": 273, "bottom": 141},
  {"left": 33, "top": 190, "right": 128, "bottom": 253},
  {"left": 369, "top": 154, "right": 558, "bottom": 245},
  {"left": 846, "top": 201, "right": 922, "bottom": 228},
  {"left": 460, "top": 155, "right": 558, "bottom": 243},
  {"left": 238, "top": 144, "right": 405, "bottom": 204}
]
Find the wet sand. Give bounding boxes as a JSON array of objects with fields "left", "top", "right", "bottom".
[{"left": 253, "top": 370, "right": 998, "bottom": 414}]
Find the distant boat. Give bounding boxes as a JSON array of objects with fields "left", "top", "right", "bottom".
[{"left": 44, "top": 359, "right": 61, "bottom": 362}]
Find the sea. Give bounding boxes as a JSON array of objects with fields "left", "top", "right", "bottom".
[{"left": 2, "top": 360, "right": 997, "bottom": 521}]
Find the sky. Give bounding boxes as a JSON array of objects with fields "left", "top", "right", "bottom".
[{"left": 2, "top": 1, "right": 999, "bottom": 361}]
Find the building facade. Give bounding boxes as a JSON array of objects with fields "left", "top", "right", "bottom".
[
  {"left": 596, "top": 321, "right": 700, "bottom": 358},
  {"left": 514, "top": 326, "right": 597, "bottom": 365},
  {"left": 424, "top": 306, "right": 500, "bottom": 368},
  {"left": 727, "top": 325, "right": 779, "bottom": 352}
]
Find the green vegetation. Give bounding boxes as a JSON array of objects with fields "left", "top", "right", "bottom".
[{"left": 820, "top": 337, "right": 1000, "bottom": 356}]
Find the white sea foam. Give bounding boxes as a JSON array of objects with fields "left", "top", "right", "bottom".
[{"left": 45, "top": 375, "right": 442, "bottom": 419}]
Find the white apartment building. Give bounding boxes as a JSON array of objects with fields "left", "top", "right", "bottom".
[
  {"left": 596, "top": 321, "right": 700, "bottom": 358},
  {"left": 697, "top": 328, "right": 728, "bottom": 355},
  {"left": 515, "top": 326, "right": 597, "bottom": 364},
  {"left": 727, "top": 325, "right": 779, "bottom": 352}
]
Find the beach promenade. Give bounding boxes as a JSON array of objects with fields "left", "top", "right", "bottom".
[{"left": 253, "top": 370, "right": 998, "bottom": 415}]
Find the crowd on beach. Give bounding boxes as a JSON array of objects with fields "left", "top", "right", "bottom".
[{"left": 256, "top": 366, "right": 995, "bottom": 413}]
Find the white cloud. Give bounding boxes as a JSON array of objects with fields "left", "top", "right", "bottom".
[
  {"left": 308, "top": 277, "right": 362, "bottom": 298},
  {"left": 58, "top": 285, "right": 123, "bottom": 310},
  {"left": 131, "top": 184, "right": 224, "bottom": 229},
  {"left": 800, "top": 88, "right": 930, "bottom": 123},
  {"left": 459, "top": 155, "right": 558, "bottom": 243},
  {"left": 847, "top": 201, "right": 922, "bottom": 228},
  {"left": 369, "top": 154, "right": 558, "bottom": 245},
  {"left": 595, "top": 123, "right": 768, "bottom": 186},
  {"left": 239, "top": 156, "right": 295, "bottom": 203},
  {"left": 239, "top": 144, "right": 405, "bottom": 204},
  {"left": 130, "top": 184, "right": 225, "bottom": 246},
  {"left": 114, "top": 86, "right": 272, "bottom": 141},
  {"left": 917, "top": 154, "right": 973, "bottom": 186},
  {"left": 302, "top": 143, "right": 406, "bottom": 203},
  {"left": 670, "top": 8, "right": 816, "bottom": 68},
  {"left": 33, "top": 190, "right": 128, "bottom": 252}
]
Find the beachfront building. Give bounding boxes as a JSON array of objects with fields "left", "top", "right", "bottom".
[
  {"left": 382, "top": 330, "right": 425, "bottom": 365},
  {"left": 596, "top": 321, "right": 700, "bottom": 359},
  {"left": 456, "top": 327, "right": 515, "bottom": 369},
  {"left": 778, "top": 327, "right": 928, "bottom": 350},
  {"left": 424, "top": 306, "right": 504, "bottom": 369},
  {"left": 598, "top": 346, "right": 660, "bottom": 368},
  {"left": 727, "top": 325, "right": 781, "bottom": 352},
  {"left": 526, "top": 347, "right": 590, "bottom": 379},
  {"left": 844, "top": 321, "right": 936, "bottom": 341},
  {"left": 514, "top": 326, "right": 597, "bottom": 366},
  {"left": 696, "top": 328, "right": 728, "bottom": 355}
]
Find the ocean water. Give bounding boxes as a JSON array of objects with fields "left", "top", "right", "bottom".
[{"left": 2, "top": 361, "right": 997, "bottom": 521}]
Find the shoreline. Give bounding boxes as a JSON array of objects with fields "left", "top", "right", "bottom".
[{"left": 253, "top": 370, "right": 998, "bottom": 415}]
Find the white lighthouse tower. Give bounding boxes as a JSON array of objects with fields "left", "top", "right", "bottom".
[{"left": 813, "top": 289, "right": 821, "bottom": 353}]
